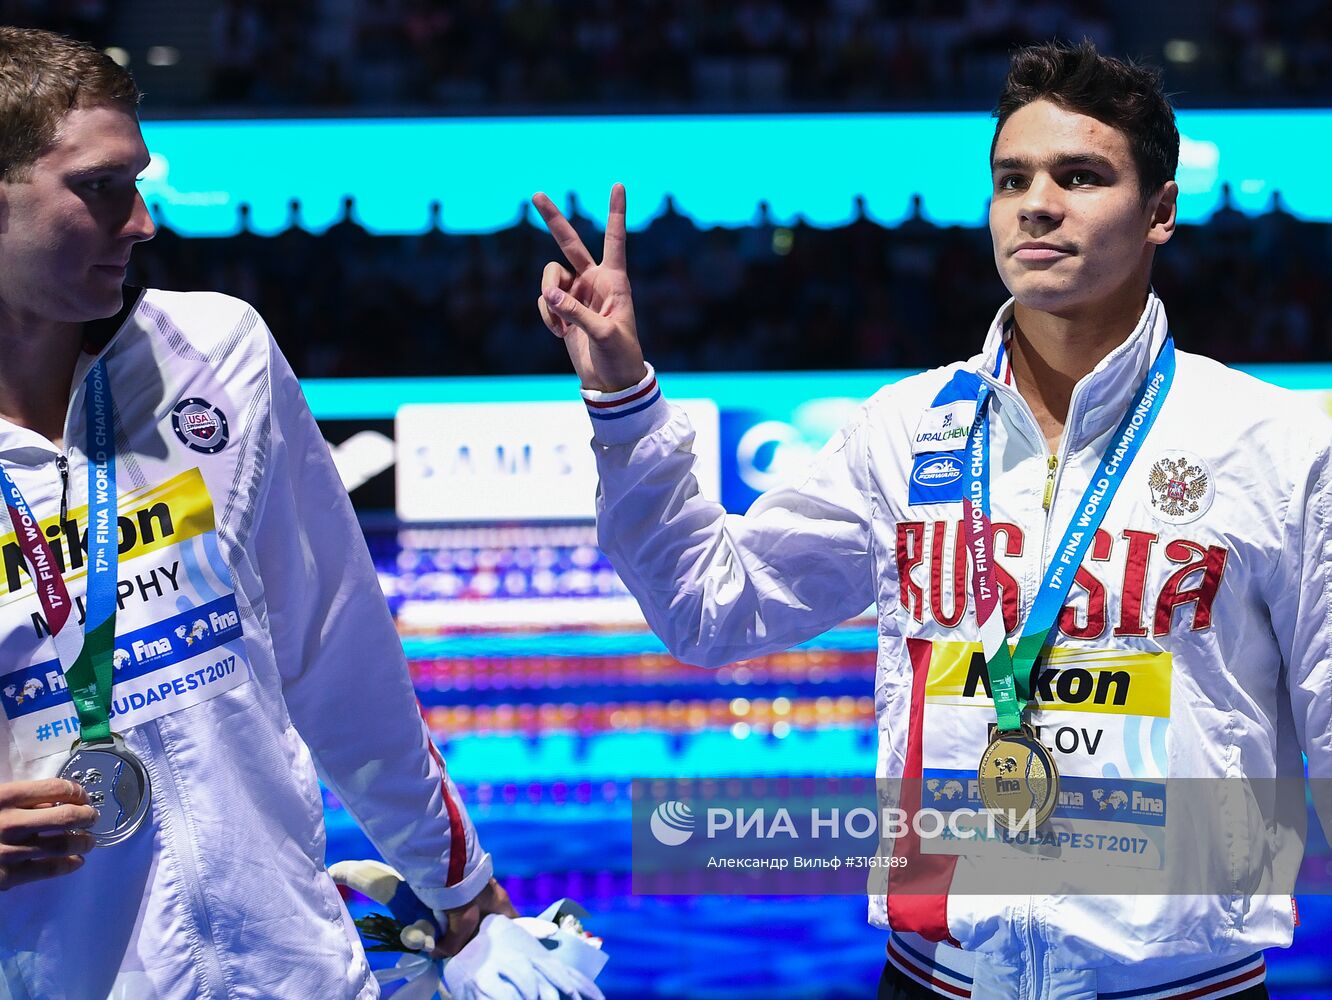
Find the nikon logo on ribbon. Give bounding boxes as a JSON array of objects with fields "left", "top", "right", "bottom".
[{"left": 0, "top": 468, "right": 215, "bottom": 602}]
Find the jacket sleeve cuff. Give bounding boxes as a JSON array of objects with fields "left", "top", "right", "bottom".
[
  {"left": 416, "top": 850, "right": 494, "bottom": 912},
  {"left": 581, "top": 363, "right": 669, "bottom": 444}
]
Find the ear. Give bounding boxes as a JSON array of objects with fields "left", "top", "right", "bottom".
[{"left": 1146, "top": 180, "right": 1178, "bottom": 247}]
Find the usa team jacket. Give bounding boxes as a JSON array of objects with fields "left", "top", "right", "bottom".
[
  {"left": 0, "top": 289, "right": 491, "bottom": 1000},
  {"left": 582, "top": 293, "right": 1332, "bottom": 1000}
]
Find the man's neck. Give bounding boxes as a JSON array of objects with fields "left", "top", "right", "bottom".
[
  {"left": 1008, "top": 292, "right": 1148, "bottom": 454},
  {"left": 0, "top": 315, "right": 84, "bottom": 448}
]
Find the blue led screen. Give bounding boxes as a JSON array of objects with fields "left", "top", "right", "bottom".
[
  {"left": 138, "top": 110, "right": 1328, "bottom": 236},
  {"left": 302, "top": 365, "right": 1332, "bottom": 418}
]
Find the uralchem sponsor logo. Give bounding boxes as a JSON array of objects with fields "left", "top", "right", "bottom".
[
  {"left": 913, "top": 426, "right": 969, "bottom": 449},
  {"left": 912, "top": 456, "right": 963, "bottom": 488},
  {"left": 650, "top": 801, "right": 696, "bottom": 845},
  {"left": 912, "top": 401, "right": 976, "bottom": 453}
]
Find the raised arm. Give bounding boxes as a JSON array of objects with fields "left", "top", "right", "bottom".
[
  {"left": 533, "top": 187, "right": 877, "bottom": 667},
  {"left": 533, "top": 184, "right": 647, "bottom": 392}
]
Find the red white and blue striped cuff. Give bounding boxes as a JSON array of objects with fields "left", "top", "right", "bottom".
[
  {"left": 1100, "top": 953, "right": 1266, "bottom": 1000},
  {"left": 885, "top": 934, "right": 1265, "bottom": 1000},
  {"left": 581, "top": 363, "right": 668, "bottom": 444},
  {"left": 886, "top": 935, "right": 973, "bottom": 998}
]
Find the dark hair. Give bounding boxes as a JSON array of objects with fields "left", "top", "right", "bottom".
[
  {"left": 992, "top": 40, "right": 1179, "bottom": 203},
  {"left": 0, "top": 27, "right": 140, "bottom": 182}
]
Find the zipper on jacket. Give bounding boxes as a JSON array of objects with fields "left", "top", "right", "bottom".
[
  {"left": 1023, "top": 896, "right": 1042, "bottom": 999},
  {"left": 975, "top": 375, "right": 1054, "bottom": 634},
  {"left": 1040, "top": 455, "right": 1057, "bottom": 512},
  {"left": 56, "top": 454, "right": 69, "bottom": 524},
  {"left": 140, "top": 721, "right": 229, "bottom": 998}
]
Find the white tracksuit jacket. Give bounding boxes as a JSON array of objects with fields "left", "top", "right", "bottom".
[
  {"left": 0, "top": 289, "right": 491, "bottom": 1000},
  {"left": 583, "top": 293, "right": 1332, "bottom": 1000}
]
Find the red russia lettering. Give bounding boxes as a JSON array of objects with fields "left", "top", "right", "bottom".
[
  {"left": 1116, "top": 530, "right": 1157, "bottom": 637},
  {"left": 1057, "top": 529, "right": 1113, "bottom": 639},
  {"left": 896, "top": 522, "right": 926, "bottom": 623},
  {"left": 897, "top": 520, "right": 1023, "bottom": 631},
  {"left": 894, "top": 521, "right": 1229, "bottom": 639},
  {"left": 930, "top": 520, "right": 967, "bottom": 628},
  {"left": 1153, "top": 540, "right": 1228, "bottom": 635}
]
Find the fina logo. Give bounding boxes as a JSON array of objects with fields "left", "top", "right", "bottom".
[
  {"left": 649, "top": 801, "right": 696, "bottom": 846},
  {"left": 1092, "top": 789, "right": 1129, "bottom": 811},
  {"left": 912, "top": 456, "right": 963, "bottom": 488},
  {"left": 175, "top": 619, "right": 209, "bottom": 647}
]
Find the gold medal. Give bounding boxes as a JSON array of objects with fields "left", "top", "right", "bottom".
[{"left": 977, "top": 725, "right": 1059, "bottom": 830}]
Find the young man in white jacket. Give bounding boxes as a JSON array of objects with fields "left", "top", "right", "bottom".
[
  {"left": 534, "top": 41, "right": 1330, "bottom": 1000},
  {"left": 0, "top": 28, "right": 600, "bottom": 1000}
]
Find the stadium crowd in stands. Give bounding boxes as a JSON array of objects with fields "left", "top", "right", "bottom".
[
  {"left": 126, "top": 190, "right": 1330, "bottom": 378},
  {"left": 211, "top": 0, "right": 1332, "bottom": 109},
  {"left": 3, "top": 0, "right": 1332, "bottom": 108},
  {"left": 7, "top": 2, "right": 1328, "bottom": 374}
]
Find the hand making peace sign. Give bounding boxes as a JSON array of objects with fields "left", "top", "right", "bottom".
[{"left": 532, "top": 184, "right": 649, "bottom": 393}]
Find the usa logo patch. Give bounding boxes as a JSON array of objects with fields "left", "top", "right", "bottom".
[{"left": 170, "top": 398, "right": 229, "bottom": 454}]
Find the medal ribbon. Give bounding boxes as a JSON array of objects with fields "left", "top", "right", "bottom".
[
  {"left": 960, "top": 337, "right": 1175, "bottom": 732},
  {"left": 0, "top": 359, "right": 120, "bottom": 743}
]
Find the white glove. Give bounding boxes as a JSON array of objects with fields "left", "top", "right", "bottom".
[
  {"left": 329, "top": 859, "right": 438, "bottom": 952},
  {"left": 443, "top": 914, "right": 605, "bottom": 1000},
  {"left": 332, "top": 859, "right": 606, "bottom": 1000},
  {"left": 374, "top": 954, "right": 448, "bottom": 1000}
]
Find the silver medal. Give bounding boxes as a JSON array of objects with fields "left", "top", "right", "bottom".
[{"left": 58, "top": 733, "right": 151, "bottom": 846}]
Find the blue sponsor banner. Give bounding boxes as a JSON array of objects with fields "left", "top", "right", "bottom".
[
  {"left": 0, "top": 594, "right": 243, "bottom": 720},
  {"left": 921, "top": 768, "right": 1167, "bottom": 827},
  {"left": 718, "top": 397, "right": 866, "bottom": 513},
  {"left": 909, "top": 453, "right": 965, "bottom": 505},
  {"left": 1055, "top": 776, "right": 1167, "bottom": 826},
  {"left": 307, "top": 367, "right": 1332, "bottom": 515},
  {"left": 719, "top": 408, "right": 768, "bottom": 514}
]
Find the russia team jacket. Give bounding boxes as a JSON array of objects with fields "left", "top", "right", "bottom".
[
  {"left": 0, "top": 289, "right": 491, "bottom": 1000},
  {"left": 582, "top": 293, "right": 1332, "bottom": 1000}
]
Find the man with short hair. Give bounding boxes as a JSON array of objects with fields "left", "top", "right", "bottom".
[
  {"left": 0, "top": 27, "right": 538, "bottom": 1000},
  {"left": 535, "top": 41, "right": 1329, "bottom": 999}
]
